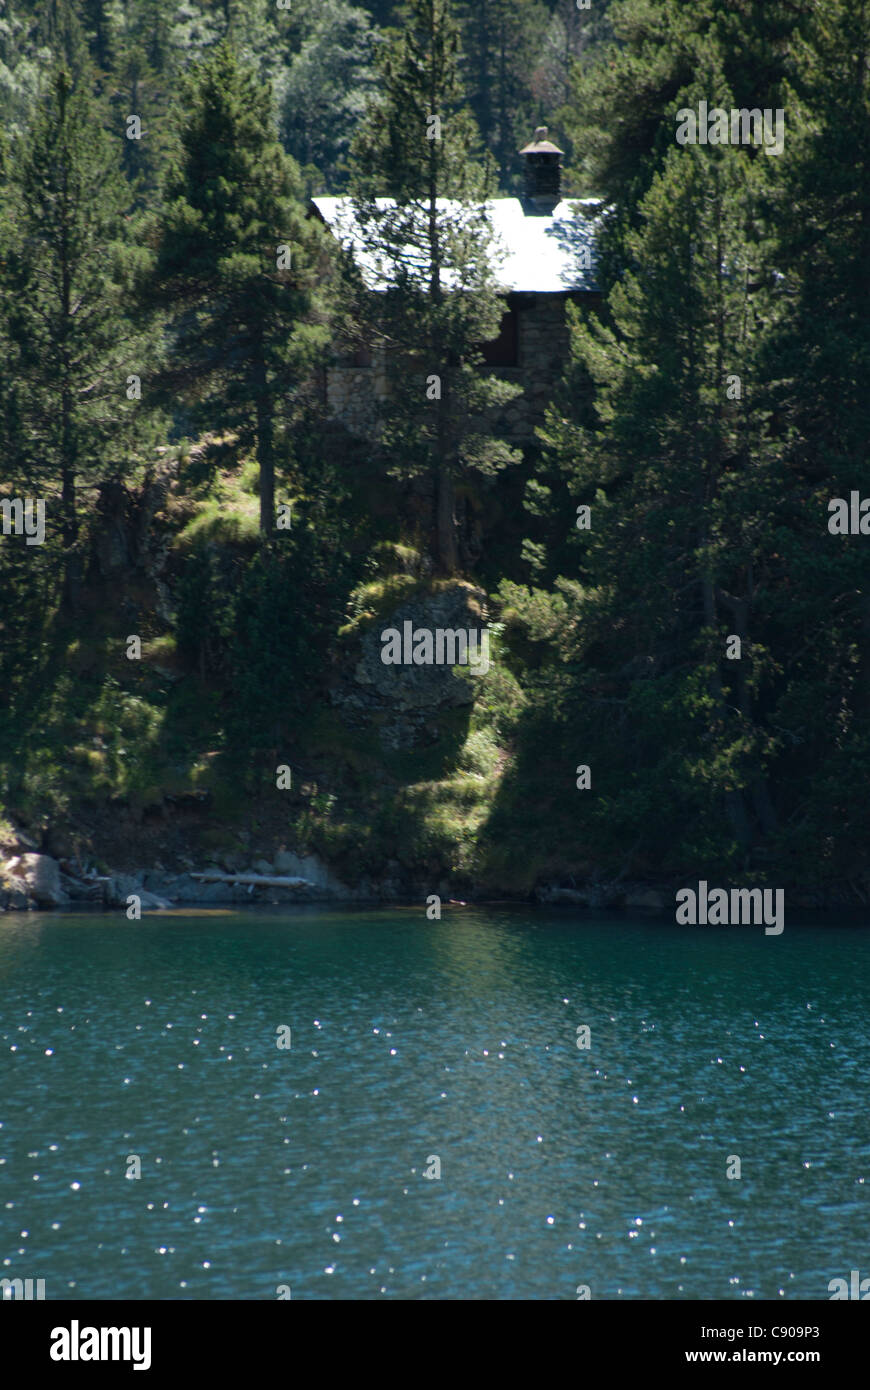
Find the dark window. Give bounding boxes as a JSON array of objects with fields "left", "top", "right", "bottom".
[
  {"left": 481, "top": 301, "right": 519, "bottom": 367},
  {"left": 335, "top": 343, "right": 373, "bottom": 367}
]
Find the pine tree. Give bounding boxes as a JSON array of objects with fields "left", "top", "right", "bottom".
[
  {"left": 562, "top": 0, "right": 802, "bottom": 285},
  {"left": 528, "top": 0, "right": 609, "bottom": 134},
  {"left": 278, "top": 0, "right": 376, "bottom": 191},
  {"left": 149, "top": 43, "right": 331, "bottom": 535},
  {"left": 0, "top": 1, "right": 52, "bottom": 132},
  {"left": 457, "top": 0, "right": 550, "bottom": 192},
  {"left": 179, "top": 0, "right": 282, "bottom": 80},
  {"left": 354, "top": 0, "right": 400, "bottom": 26},
  {"left": 524, "top": 0, "right": 870, "bottom": 883},
  {"left": 80, "top": 0, "right": 117, "bottom": 74},
  {"left": 538, "top": 139, "right": 782, "bottom": 868},
  {"left": 106, "top": 36, "right": 172, "bottom": 207},
  {"left": 348, "top": 0, "right": 521, "bottom": 574},
  {"left": 752, "top": 0, "right": 870, "bottom": 875},
  {"left": 1, "top": 65, "right": 152, "bottom": 611},
  {"left": 36, "top": 0, "right": 92, "bottom": 75}
]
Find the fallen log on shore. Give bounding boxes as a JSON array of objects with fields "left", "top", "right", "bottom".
[{"left": 190, "top": 872, "right": 313, "bottom": 889}]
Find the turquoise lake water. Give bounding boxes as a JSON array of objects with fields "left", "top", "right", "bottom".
[{"left": 0, "top": 906, "right": 867, "bottom": 1299}]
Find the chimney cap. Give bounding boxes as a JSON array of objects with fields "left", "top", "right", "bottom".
[{"left": 519, "top": 126, "right": 564, "bottom": 155}]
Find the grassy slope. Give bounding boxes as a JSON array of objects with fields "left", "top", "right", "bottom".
[{"left": 0, "top": 447, "right": 564, "bottom": 898}]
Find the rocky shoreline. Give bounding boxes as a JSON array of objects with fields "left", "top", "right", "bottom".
[
  {"left": 0, "top": 834, "right": 853, "bottom": 914},
  {"left": 0, "top": 843, "right": 367, "bottom": 912}
]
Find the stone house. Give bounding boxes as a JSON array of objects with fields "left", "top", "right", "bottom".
[{"left": 310, "top": 129, "right": 601, "bottom": 443}]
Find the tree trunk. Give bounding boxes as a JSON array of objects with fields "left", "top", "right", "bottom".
[
  {"left": 426, "top": 60, "right": 456, "bottom": 576},
  {"left": 700, "top": 187, "right": 751, "bottom": 850},
  {"left": 254, "top": 346, "right": 275, "bottom": 539},
  {"left": 726, "top": 584, "right": 779, "bottom": 838},
  {"left": 435, "top": 456, "right": 458, "bottom": 575},
  {"left": 59, "top": 90, "right": 79, "bottom": 615}
]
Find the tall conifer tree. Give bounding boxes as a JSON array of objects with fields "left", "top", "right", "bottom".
[
  {"left": 348, "top": 0, "right": 521, "bottom": 574},
  {"left": 1, "top": 65, "right": 149, "bottom": 611},
  {"left": 150, "top": 44, "right": 330, "bottom": 535},
  {"left": 754, "top": 0, "right": 870, "bottom": 872},
  {"left": 538, "top": 139, "right": 781, "bottom": 867},
  {"left": 457, "top": 0, "right": 550, "bottom": 192}
]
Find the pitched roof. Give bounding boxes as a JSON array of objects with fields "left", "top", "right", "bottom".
[
  {"left": 311, "top": 196, "right": 601, "bottom": 295},
  {"left": 518, "top": 132, "right": 565, "bottom": 155}
]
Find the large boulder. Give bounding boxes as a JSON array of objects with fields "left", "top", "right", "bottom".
[
  {"left": 104, "top": 873, "right": 144, "bottom": 908},
  {"left": 136, "top": 889, "right": 174, "bottom": 911},
  {"left": 4, "top": 854, "right": 68, "bottom": 908},
  {"left": 0, "top": 883, "right": 33, "bottom": 911},
  {"left": 103, "top": 874, "right": 172, "bottom": 910},
  {"left": 59, "top": 873, "right": 105, "bottom": 904},
  {"left": 332, "top": 583, "right": 489, "bottom": 749}
]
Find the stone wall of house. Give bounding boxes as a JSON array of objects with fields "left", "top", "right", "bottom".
[
  {"left": 324, "top": 349, "right": 386, "bottom": 438},
  {"left": 323, "top": 293, "right": 595, "bottom": 445},
  {"left": 490, "top": 292, "right": 574, "bottom": 442}
]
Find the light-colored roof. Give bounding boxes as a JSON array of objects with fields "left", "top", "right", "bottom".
[
  {"left": 518, "top": 136, "right": 564, "bottom": 155},
  {"left": 519, "top": 125, "right": 564, "bottom": 155},
  {"left": 311, "top": 196, "right": 600, "bottom": 294}
]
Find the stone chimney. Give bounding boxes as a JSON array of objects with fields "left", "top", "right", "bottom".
[{"left": 519, "top": 127, "right": 563, "bottom": 214}]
